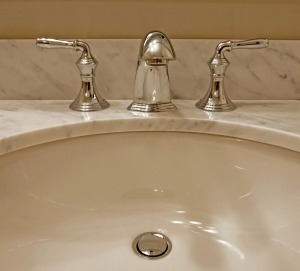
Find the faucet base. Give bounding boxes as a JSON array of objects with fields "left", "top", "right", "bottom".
[
  {"left": 127, "top": 102, "right": 177, "bottom": 112},
  {"left": 69, "top": 98, "right": 110, "bottom": 112},
  {"left": 195, "top": 98, "right": 236, "bottom": 112}
]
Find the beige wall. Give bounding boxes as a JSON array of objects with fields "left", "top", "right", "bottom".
[{"left": 0, "top": 0, "right": 300, "bottom": 40}]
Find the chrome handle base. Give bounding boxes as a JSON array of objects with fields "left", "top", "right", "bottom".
[{"left": 69, "top": 76, "right": 109, "bottom": 112}]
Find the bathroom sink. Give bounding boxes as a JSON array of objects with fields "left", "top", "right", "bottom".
[{"left": 0, "top": 131, "right": 299, "bottom": 270}]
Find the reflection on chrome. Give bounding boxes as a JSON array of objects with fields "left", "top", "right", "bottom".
[
  {"left": 215, "top": 239, "right": 245, "bottom": 260},
  {"left": 156, "top": 228, "right": 169, "bottom": 235}
]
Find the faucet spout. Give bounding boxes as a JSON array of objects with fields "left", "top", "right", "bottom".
[{"left": 128, "top": 31, "right": 177, "bottom": 112}]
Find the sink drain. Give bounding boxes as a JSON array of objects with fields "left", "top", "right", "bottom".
[{"left": 132, "top": 232, "right": 172, "bottom": 259}]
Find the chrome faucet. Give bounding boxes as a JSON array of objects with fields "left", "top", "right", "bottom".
[
  {"left": 128, "top": 31, "right": 177, "bottom": 112},
  {"left": 36, "top": 38, "right": 109, "bottom": 112},
  {"left": 196, "top": 39, "right": 269, "bottom": 112}
]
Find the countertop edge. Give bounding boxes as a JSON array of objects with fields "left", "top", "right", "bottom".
[{"left": 0, "top": 100, "right": 299, "bottom": 155}]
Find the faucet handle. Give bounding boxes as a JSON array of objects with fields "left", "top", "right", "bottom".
[
  {"left": 36, "top": 38, "right": 76, "bottom": 50},
  {"left": 139, "top": 31, "right": 176, "bottom": 64},
  {"left": 36, "top": 38, "right": 109, "bottom": 112},
  {"left": 196, "top": 38, "right": 269, "bottom": 112},
  {"left": 230, "top": 39, "right": 269, "bottom": 50},
  {"left": 215, "top": 39, "right": 269, "bottom": 58}
]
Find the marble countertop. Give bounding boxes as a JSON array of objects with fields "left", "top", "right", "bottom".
[{"left": 0, "top": 100, "right": 299, "bottom": 155}]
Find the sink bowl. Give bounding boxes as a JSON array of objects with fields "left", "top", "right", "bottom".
[{"left": 0, "top": 131, "right": 299, "bottom": 270}]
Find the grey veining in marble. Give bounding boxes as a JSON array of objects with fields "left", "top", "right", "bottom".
[
  {"left": 0, "top": 100, "right": 299, "bottom": 155},
  {"left": 0, "top": 39, "right": 300, "bottom": 100}
]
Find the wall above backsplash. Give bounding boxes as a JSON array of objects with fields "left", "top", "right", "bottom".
[
  {"left": 0, "top": 39, "right": 299, "bottom": 100},
  {"left": 0, "top": 1, "right": 300, "bottom": 40}
]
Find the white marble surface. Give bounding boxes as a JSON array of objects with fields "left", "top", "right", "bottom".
[
  {"left": 0, "top": 100, "right": 299, "bottom": 155},
  {"left": 0, "top": 39, "right": 300, "bottom": 100}
]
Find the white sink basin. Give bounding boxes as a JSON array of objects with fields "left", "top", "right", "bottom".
[{"left": 0, "top": 131, "right": 299, "bottom": 270}]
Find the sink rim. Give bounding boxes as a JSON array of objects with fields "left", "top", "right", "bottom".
[{"left": 0, "top": 100, "right": 299, "bottom": 155}]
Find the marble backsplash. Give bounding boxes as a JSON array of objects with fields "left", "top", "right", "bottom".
[{"left": 0, "top": 39, "right": 299, "bottom": 100}]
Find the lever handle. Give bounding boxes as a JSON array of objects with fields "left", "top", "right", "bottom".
[
  {"left": 36, "top": 37, "right": 95, "bottom": 69},
  {"left": 36, "top": 38, "right": 92, "bottom": 56},
  {"left": 36, "top": 38, "right": 76, "bottom": 50},
  {"left": 230, "top": 39, "right": 269, "bottom": 50},
  {"left": 215, "top": 39, "right": 269, "bottom": 58}
]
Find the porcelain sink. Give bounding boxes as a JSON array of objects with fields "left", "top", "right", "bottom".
[{"left": 0, "top": 131, "right": 299, "bottom": 270}]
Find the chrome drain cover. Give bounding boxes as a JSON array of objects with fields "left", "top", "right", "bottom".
[{"left": 133, "top": 232, "right": 172, "bottom": 259}]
